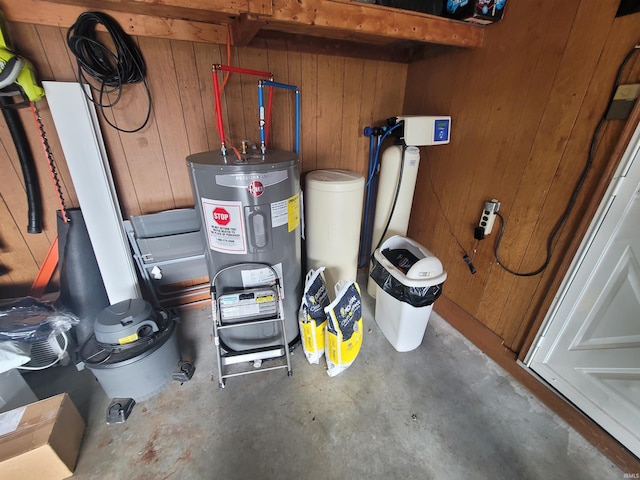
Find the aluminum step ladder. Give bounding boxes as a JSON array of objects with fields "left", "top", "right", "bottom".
[{"left": 211, "top": 262, "right": 292, "bottom": 388}]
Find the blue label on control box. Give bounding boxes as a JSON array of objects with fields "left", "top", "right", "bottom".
[{"left": 434, "top": 119, "right": 450, "bottom": 143}]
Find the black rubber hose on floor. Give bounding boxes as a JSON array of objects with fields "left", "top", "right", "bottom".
[{"left": 0, "top": 95, "right": 42, "bottom": 233}]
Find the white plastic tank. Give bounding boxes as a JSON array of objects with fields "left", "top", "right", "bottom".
[
  {"left": 367, "top": 145, "right": 421, "bottom": 297},
  {"left": 305, "top": 170, "right": 365, "bottom": 295}
]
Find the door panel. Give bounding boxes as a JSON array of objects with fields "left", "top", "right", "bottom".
[
  {"left": 528, "top": 125, "right": 640, "bottom": 458},
  {"left": 574, "top": 244, "right": 640, "bottom": 349}
]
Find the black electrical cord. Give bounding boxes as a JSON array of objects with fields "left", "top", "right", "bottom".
[
  {"left": 424, "top": 151, "right": 476, "bottom": 273},
  {"left": 66, "top": 11, "right": 151, "bottom": 133},
  {"left": 494, "top": 43, "right": 640, "bottom": 277},
  {"left": 370, "top": 141, "right": 406, "bottom": 260}
]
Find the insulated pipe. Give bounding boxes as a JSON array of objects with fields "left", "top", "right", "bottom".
[{"left": 0, "top": 95, "right": 42, "bottom": 233}]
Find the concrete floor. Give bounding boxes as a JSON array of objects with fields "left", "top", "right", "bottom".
[{"left": 25, "top": 286, "right": 623, "bottom": 480}]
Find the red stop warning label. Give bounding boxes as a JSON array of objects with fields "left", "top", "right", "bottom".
[{"left": 212, "top": 207, "right": 230, "bottom": 226}]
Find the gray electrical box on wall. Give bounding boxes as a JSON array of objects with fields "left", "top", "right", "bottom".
[{"left": 606, "top": 83, "right": 640, "bottom": 120}]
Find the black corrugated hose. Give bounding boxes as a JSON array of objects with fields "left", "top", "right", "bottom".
[{"left": 0, "top": 95, "right": 42, "bottom": 233}]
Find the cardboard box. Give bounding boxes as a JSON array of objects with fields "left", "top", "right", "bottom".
[
  {"left": 443, "top": 0, "right": 507, "bottom": 24},
  {"left": 0, "top": 394, "right": 85, "bottom": 480}
]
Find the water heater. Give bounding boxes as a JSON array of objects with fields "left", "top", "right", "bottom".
[{"left": 187, "top": 150, "right": 301, "bottom": 351}]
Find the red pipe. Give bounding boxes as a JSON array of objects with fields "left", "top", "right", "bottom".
[
  {"left": 214, "top": 64, "right": 272, "bottom": 78},
  {"left": 212, "top": 65, "right": 274, "bottom": 153},
  {"left": 211, "top": 68, "right": 226, "bottom": 147}
]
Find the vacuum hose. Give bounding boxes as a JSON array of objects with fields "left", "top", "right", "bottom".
[{"left": 0, "top": 96, "right": 42, "bottom": 233}]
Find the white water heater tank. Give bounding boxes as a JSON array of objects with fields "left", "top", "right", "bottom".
[
  {"left": 305, "top": 170, "right": 364, "bottom": 295},
  {"left": 367, "top": 145, "right": 421, "bottom": 297}
]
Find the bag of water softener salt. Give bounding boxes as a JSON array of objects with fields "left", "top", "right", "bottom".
[
  {"left": 325, "top": 280, "right": 363, "bottom": 377},
  {"left": 298, "top": 268, "right": 330, "bottom": 364}
]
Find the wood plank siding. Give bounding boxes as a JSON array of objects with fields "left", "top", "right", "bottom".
[
  {"left": 1, "top": 0, "right": 639, "bottom": 361},
  {"left": 405, "top": 0, "right": 640, "bottom": 353},
  {"left": 0, "top": 20, "right": 406, "bottom": 297},
  {"left": 1, "top": 0, "right": 639, "bottom": 468}
]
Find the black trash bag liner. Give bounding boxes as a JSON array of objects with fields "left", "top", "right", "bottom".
[
  {"left": 381, "top": 248, "right": 420, "bottom": 274},
  {"left": 370, "top": 255, "right": 444, "bottom": 308},
  {"left": 0, "top": 297, "right": 79, "bottom": 343}
]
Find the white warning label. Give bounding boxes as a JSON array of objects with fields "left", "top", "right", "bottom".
[
  {"left": 271, "top": 199, "right": 288, "bottom": 228},
  {"left": 201, "top": 198, "right": 247, "bottom": 254},
  {"left": 241, "top": 263, "right": 285, "bottom": 298}
]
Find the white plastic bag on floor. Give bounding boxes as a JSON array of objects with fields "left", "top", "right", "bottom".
[
  {"left": 298, "top": 268, "right": 330, "bottom": 364},
  {"left": 0, "top": 341, "right": 31, "bottom": 372},
  {"left": 325, "top": 280, "right": 363, "bottom": 377}
]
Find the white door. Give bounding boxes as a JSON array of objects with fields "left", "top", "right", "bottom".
[{"left": 527, "top": 121, "right": 640, "bottom": 457}]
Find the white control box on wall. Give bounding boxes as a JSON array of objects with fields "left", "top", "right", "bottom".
[{"left": 397, "top": 115, "right": 451, "bottom": 146}]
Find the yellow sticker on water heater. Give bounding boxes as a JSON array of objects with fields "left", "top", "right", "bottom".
[{"left": 287, "top": 193, "right": 300, "bottom": 232}]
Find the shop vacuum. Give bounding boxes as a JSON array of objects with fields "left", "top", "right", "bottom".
[{"left": 80, "top": 298, "right": 194, "bottom": 423}]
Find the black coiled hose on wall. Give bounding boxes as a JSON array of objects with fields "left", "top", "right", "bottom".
[{"left": 0, "top": 96, "right": 42, "bottom": 234}]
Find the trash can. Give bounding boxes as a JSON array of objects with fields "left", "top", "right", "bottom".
[{"left": 370, "top": 235, "right": 447, "bottom": 352}]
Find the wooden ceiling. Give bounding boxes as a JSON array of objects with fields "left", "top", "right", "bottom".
[{"left": 0, "top": 0, "right": 485, "bottom": 62}]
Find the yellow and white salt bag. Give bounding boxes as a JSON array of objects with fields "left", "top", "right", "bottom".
[
  {"left": 324, "top": 280, "right": 363, "bottom": 377},
  {"left": 298, "top": 267, "right": 330, "bottom": 364}
]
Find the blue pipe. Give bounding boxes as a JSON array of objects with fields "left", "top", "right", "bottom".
[
  {"left": 365, "top": 122, "right": 401, "bottom": 189},
  {"left": 366, "top": 153, "right": 380, "bottom": 261},
  {"left": 257, "top": 81, "right": 266, "bottom": 154},
  {"left": 295, "top": 89, "right": 300, "bottom": 155},
  {"left": 360, "top": 123, "right": 402, "bottom": 264},
  {"left": 262, "top": 80, "right": 297, "bottom": 91},
  {"left": 359, "top": 134, "right": 376, "bottom": 267},
  {"left": 364, "top": 138, "right": 381, "bottom": 264},
  {"left": 261, "top": 80, "right": 300, "bottom": 155}
]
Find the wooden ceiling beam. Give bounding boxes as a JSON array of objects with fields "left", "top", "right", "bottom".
[
  {"left": 0, "top": 0, "right": 228, "bottom": 44},
  {"left": 267, "top": 0, "right": 484, "bottom": 48},
  {"left": 0, "top": 0, "right": 484, "bottom": 60},
  {"left": 250, "top": 30, "right": 421, "bottom": 63},
  {"left": 38, "top": 0, "right": 244, "bottom": 24},
  {"left": 231, "top": 13, "right": 263, "bottom": 47}
]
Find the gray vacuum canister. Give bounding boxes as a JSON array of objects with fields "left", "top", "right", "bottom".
[
  {"left": 187, "top": 149, "right": 301, "bottom": 351},
  {"left": 94, "top": 298, "right": 159, "bottom": 345},
  {"left": 82, "top": 299, "right": 179, "bottom": 402}
]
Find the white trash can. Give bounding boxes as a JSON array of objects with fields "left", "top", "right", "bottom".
[{"left": 370, "top": 235, "right": 447, "bottom": 352}]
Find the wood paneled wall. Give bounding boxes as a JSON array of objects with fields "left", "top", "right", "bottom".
[
  {"left": 404, "top": 0, "right": 640, "bottom": 353},
  {"left": 0, "top": 21, "right": 407, "bottom": 297}
]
